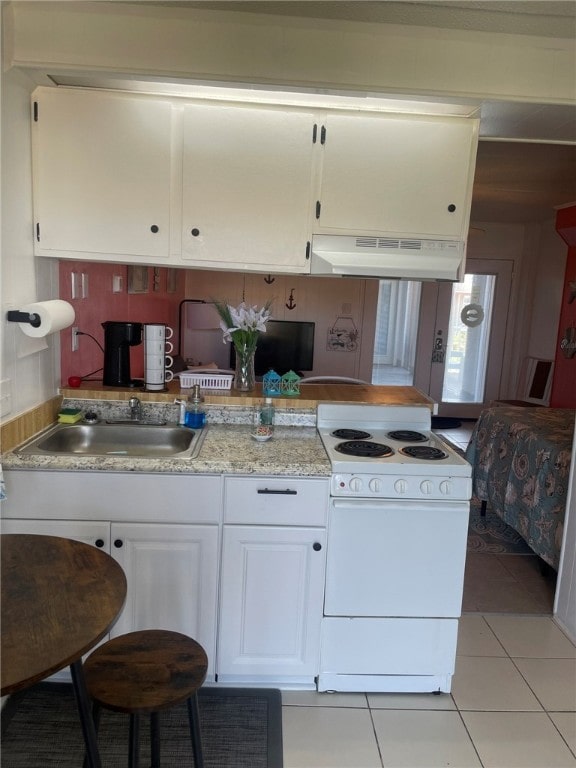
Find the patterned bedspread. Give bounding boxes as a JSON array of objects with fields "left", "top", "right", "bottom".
[{"left": 465, "top": 406, "right": 575, "bottom": 570}]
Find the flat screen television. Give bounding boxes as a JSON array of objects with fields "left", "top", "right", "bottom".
[{"left": 230, "top": 320, "right": 315, "bottom": 377}]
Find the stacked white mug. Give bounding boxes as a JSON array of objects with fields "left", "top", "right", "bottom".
[{"left": 144, "top": 324, "right": 174, "bottom": 392}]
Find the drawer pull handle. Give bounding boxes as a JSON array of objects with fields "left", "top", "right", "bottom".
[
  {"left": 95, "top": 539, "right": 105, "bottom": 548},
  {"left": 256, "top": 488, "right": 298, "bottom": 495},
  {"left": 313, "top": 542, "right": 322, "bottom": 552}
]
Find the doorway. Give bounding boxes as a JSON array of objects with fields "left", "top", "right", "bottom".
[
  {"left": 414, "top": 259, "right": 513, "bottom": 417},
  {"left": 372, "top": 260, "right": 513, "bottom": 417}
]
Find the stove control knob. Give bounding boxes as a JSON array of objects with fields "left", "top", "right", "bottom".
[
  {"left": 368, "top": 477, "right": 382, "bottom": 493},
  {"left": 349, "top": 476, "right": 363, "bottom": 493},
  {"left": 420, "top": 480, "right": 434, "bottom": 495},
  {"left": 439, "top": 480, "right": 452, "bottom": 495},
  {"left": 394, "top": 479, "right": 408, "bottom": 495}
]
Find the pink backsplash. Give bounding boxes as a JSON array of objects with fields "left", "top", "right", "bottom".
[{"left": 59, "top": 262, "right": 186, "bottom": 385}]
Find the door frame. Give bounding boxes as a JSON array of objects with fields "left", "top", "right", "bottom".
[{"left": 414, "top": 259, "right": 513, "bottom": 418}]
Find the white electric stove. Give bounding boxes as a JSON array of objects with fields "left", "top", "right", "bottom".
[
  {"left": 317, "top": 403, "right": 471, "bottom": 500},
  {"left": 316, "top": 403, "right": 472, "bottom": 695}
]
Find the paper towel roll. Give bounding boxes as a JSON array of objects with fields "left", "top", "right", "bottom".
[{"left": 18, "top": 300, "right": 75, "bottom": 338}]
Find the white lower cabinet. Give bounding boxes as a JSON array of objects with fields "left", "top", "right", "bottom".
[
  {"left": 2, "top": 470, "right": 330, "bottom": 688},
  {"left": 217, "top": 477, "right": 328, "bottom": 687},
  {"left": 1, "top": 471, "right": 222, "bottom": 681},
  {"left": 0, "top": 517, "right": 220, "bottom": 680}
]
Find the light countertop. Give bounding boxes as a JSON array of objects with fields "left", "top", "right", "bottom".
[
  {"left": 2, "top": 424, "right": 332, "bottom": 477},
  {"left": 3, "top": 383, "right": 435, "bottom": 477}
]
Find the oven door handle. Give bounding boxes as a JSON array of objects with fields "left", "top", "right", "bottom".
[{"left": 256, "top": 488, "right": 298, "bottom": 495}]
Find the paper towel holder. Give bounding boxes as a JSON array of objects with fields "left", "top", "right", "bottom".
[{"left": 6, "top": 310, "right": 42, "bottom": 328}]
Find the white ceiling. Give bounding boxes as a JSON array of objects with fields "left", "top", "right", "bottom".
[{"left": 73, "top": 2, "right": 576, "bottom": 222}]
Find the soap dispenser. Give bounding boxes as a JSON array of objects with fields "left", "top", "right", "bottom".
[
  {"left": 185, "top": 384, "right": 206, "bottom": 429},
  {"left": 253, "top": 397, "right": 274, "bottom": 439}
]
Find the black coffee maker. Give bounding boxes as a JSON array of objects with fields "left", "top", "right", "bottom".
[{"left": 102, "top": 321, "right": 143, "bottom": 387}]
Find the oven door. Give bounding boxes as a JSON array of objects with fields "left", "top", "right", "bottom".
[{"left": 324, "top": 497, "right": 469, "bottom": 618}]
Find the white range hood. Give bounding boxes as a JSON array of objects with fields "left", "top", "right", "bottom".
[{"left": 310, "top": 235, "right": 465, "bottom": 281}]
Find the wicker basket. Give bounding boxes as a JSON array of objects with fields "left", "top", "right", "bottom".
[{"left": 178, "top": 372, "right": 234, "bottom": 390}]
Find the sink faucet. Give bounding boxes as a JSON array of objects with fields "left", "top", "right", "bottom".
[{"left": 129, "top": 397, "right": 142, "bottom": 421}]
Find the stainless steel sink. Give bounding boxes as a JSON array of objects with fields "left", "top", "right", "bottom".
[{"left": 17, "top": 422, "right": 206, "bottom": 459}]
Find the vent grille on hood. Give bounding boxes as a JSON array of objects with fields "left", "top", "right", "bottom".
[
  {"left": 356, "top": 237, "right": 429, "bottom": 251},
  {"left": 310, "top": 235, "right": 465, "bottom": 281}
]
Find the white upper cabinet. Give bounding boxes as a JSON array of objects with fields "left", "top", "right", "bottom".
[
  {"left": 180, "top": 104, "right": 316, "bottom": 273},
  {"left": 30, "top": 86, "right": 478, "bottom": 272},
  {"left": 32, "top": 88, "right": 172, "bottom": 261},
  {"left": 315, "top": 112, "right": 478, "bottom": 240}
]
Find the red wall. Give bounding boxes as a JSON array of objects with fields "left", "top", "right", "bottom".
[
  {"left": 550, "top": 206, "right": 576, "bottom": 407},
  {"left": 59, "top": 262, "right": 185, "bottom": 385}
]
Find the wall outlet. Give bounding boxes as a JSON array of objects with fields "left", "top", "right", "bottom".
[{"left": 71, "top": 326, "right": 79, "bottom": 352}]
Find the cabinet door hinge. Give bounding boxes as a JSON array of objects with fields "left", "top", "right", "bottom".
[
  {"left": 36, "top": 223, "right": 40, "bottom": 242},
  {"left": 33, "top": 101, "right": 39, "bottom": 122},
  {"left": 320, "top": 125, "right": 326, "bottom": 145},
  {"left": 315, "top": 201, "right": 321, "bottom": 219},
  {"left": 306, "top": 241, "right": 311, "bottom": 260},
  {"left": 312, "top": 124, "right": 318, "bottom": 143}
]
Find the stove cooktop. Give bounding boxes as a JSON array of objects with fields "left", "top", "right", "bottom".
[{"left": 317, "top": 403, "right": 471, "bottom": 478}]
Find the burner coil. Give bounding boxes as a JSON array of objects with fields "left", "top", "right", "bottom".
[{"left": 335, "top": 440, "right": 394, "bottom": 458}]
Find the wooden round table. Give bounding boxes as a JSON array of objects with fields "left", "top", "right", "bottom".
[{"left": 1, "top": 534, "right": 127, "bottom": 768}]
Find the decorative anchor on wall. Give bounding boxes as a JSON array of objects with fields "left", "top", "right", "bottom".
[
  {"left": 264, "top": 274, "right": 275, "bottom": 285},
  {"left": 286, "top": 288, "right": 296, "bottom": 311}
]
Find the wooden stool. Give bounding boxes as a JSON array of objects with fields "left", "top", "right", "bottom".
[{"left": 83, "top": 629, "right": 208, "bottom": 768}]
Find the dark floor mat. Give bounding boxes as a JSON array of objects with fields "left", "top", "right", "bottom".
[{"left": 1, "top": 683, "right": 284, "bottom": 768}]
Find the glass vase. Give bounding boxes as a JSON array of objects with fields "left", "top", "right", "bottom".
[{"left": 234, "top": 344, "right": 256, "bottom": 392}]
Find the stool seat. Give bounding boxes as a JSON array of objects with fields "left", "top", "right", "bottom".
[
  {"left": 84, "top": 629, "right": 207, "bottom": 713},
  {"left": 83, "top": 629, "right": 207, "bottom": 768}
]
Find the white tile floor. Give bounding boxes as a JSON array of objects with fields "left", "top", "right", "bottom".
[{"left": 282, "top": 615, "right": 576, "bottom": 767}]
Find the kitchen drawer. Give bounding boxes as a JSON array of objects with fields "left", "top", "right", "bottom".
[
  {"left": 320, "top": 617, "right": 458, "bottom": 677},
  {"left": 223, "top": 476, "right": 328, "bottom": 526},
  {"left": 2, "top": 470, "right": 223, "bottom": 524}
]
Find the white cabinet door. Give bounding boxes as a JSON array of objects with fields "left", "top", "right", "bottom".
[
  {"left": 316, "top": 113, "right": 478, "bottom": 240},
  {"left": 218, "top": 525, "right": 326, "bottom": 684},
  {"left": 181, "top": 104, "right": 316, "bottom": 273},
  {"left": 32, "top": 87, "right": 172, "bottom": 261},
  {"left": 110, "top": 522, "right": 219, "bottom": 680}
]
